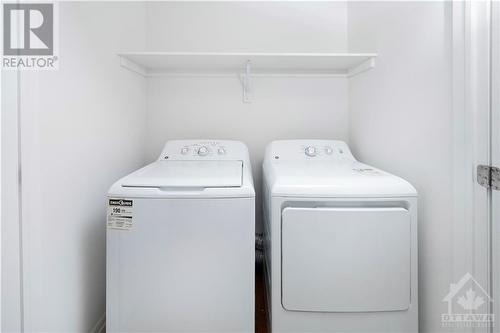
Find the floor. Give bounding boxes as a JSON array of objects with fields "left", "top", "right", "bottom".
[{"left": 255, "top": 264, "right": 269, "bottom": 333}]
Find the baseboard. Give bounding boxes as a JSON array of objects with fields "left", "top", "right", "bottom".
[{"left": 90, "top": 313, "right": 106, "bottom": 333}]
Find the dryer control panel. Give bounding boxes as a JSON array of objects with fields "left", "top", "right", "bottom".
[
  {"left": 266, "top": 140, "right": 356, "bottom": 162},
  {"left": 158, "top": 140, "right": 249, "bottom": 161}
]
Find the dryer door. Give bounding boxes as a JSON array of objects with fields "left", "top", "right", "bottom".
[{"left": 281, "top": 206, "right": 410, "bottom": 312}]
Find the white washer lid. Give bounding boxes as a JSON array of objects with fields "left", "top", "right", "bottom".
[{"left": 120, "top": 160, "right": 243, "bottom": 188}]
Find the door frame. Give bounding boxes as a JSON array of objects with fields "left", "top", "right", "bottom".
[
  {"left": 1, "top": 70, "right": 23, "bottom": 331},
  {"left": 490, "top": 1, "right": 500, "bottom": 332},
  {"left": 452, "top": 1, "right": 492, "bottom": 332}
]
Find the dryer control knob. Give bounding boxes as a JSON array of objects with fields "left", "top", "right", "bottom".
[
  {"left": 198, "top": 146, "right": 209, "bottom": 156},
  {"left": 305, "top": 146, "right": 317, "bottom": 157}
]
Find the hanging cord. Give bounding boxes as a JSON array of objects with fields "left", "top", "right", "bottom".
[{"left": 255, "top": 233, "right": 265, "bottom": 264}]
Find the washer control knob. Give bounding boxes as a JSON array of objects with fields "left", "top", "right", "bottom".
[
  {"left": 305, "top": 146, "right": 317, "bottom": 157},
  {"left": 181, "top": 147, "right": 190, "bottom": 155},
  {"left": 325, "top": 146, "right": 333, "bottom": 155},
  {"left": 197, "top": 146, "right": 209, "bottom": 156},
  {"left": 218, "top": 147, "right": 226, "bottom": 155}
]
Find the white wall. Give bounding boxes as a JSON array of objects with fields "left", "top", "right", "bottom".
[
  {"left": 145, "top": 2, "right": 348, "bottom": 52},
  {"left": 144, "top": 2, "right": 349, "bottom": 231},
  {"left": 347, "top": 2, "right": 453, "bottom": 332},
  {"left": 16, "top": 3, "right": 147, "bottom": 331}
]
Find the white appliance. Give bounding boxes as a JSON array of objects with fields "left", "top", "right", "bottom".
[
  {"left": 262, "top": 140, "right": 418, "bottom": 333},
  {"left": 106, "top": 140, "right": 255, "bottom": 333}
]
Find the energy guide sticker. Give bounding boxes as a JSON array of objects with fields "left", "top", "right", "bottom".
[{"left": 107, "top": 198, "right": 133, "bottom": 230}]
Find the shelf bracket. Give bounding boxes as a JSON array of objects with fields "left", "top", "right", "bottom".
[
  {"left": 119, "top": 55, "right": 147, "bottom": 77},
  {"left": 347, "top": 57, "right": 376, "bottom": 78},
  {"left": 241, "top": 60, "right": 252, "bottom": 103}
]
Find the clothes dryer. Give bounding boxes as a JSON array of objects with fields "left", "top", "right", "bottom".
[{"left": 262, "top": 140, "right": 417, "bottom": 333}]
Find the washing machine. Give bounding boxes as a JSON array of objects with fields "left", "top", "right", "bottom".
[
  {"left": 262, "top": 140, "right": 418, "bottom": 333},
  {"left": 106, "top": 140, "right": 255, "bottom": 333}
]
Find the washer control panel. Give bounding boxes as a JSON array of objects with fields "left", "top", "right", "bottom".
[
  {"left": 177, "top": 142, "right": 227, "bottom": 157},
  {"left": 268, "top": 140, "right": 355, "bottom": 162},
  {"left": 304, "top": 146, "right": 317, "bottom": 157},
  {"left": 158, "top": 140, "right": 245, "bottom": 160}
]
